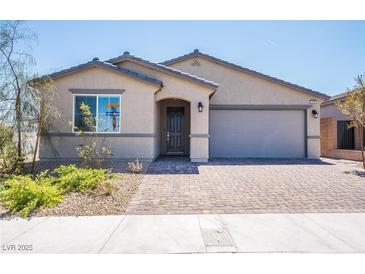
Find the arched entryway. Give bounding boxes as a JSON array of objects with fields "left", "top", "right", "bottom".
[{"left": 158, "top": 98, "right": 191, "bottom": 156}]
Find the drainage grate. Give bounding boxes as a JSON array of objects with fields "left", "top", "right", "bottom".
[{"left": 202, "top": 228, "right": 235, "bottom": 247}]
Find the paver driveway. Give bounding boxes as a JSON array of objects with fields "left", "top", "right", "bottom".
[{"left": 126, "top": 157, "right": 365, "bottom": 214}]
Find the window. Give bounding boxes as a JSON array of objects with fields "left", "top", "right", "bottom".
[{"left": 73, "top": 95, "right": 121, "bottom": 133}]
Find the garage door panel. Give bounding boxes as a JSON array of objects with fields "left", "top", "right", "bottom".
[{"left": 209, "top": 110, "right": 305, "bottom": 158}]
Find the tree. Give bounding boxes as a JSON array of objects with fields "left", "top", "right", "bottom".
[
  {"left": 0, "top": 21, "right": 37, "bottom": 170},
  {"left": 336, "top": 74, "right": 365, "bottom": 169},
  {"left": 0, "top": 21, "right": 57, "bottom": 173},
  {"left": 29, "top": 77, "right": 58, "bottom": 175}
]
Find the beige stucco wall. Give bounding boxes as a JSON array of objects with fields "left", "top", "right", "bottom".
[
  {"left": 169, "top": 57, "right": 323, "bottom": 105},
  {"left": 169, "top": 57, "right": 325, "bottom": 159},
  {"left": 40, "top": 136, "right": 155, "bottom": 159},
  {"left": 159, "top": 99, "right": 190, "bottom": 155},
  {"left": 117, "top": 60, "right": 214, "bottom": 161},
  {"left": 41, "top": 55, "right": 327, "bottom": 161},
  {"left": 40, "top": 66, "right": 160, "bottom": 160}
]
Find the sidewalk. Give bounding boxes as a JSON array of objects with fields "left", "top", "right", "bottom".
[{"left": 1, "top": 213, "right": 365, "bottom": 253}]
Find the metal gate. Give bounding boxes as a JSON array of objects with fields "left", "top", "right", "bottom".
[{"left": 337, "top": 121, "right": 354, "bottom": 150}]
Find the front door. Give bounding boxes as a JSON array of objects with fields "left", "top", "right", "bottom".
[{"left": 166, "top": 107, "right": 184, "bottom": 154}]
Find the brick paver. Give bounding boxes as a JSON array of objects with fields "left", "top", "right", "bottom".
[{"left": 126, "top": 157, "right": 365, "bottom": 214}]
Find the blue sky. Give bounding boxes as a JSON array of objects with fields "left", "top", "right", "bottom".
[{"left": 27, "top": 21, "right": 365, "bottom": 96}]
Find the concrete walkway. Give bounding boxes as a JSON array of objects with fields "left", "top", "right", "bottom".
[{"left": 1, "top": 213, "right": 365, "bottom": 253}]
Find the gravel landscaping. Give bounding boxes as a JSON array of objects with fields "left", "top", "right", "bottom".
[
  {"left": 0, "top": 160, "right": 149, "bottom": 218},
  {"left": 35, "top": 173, "right": 142, "bottom": 217}
]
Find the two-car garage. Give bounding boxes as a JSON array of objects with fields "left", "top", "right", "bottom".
[{"left": 209, "top": 108, "right": 306, "bottom": 158}]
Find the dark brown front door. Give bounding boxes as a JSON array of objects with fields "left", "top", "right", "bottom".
[{"left": 167, "top": 107, "right": 184, "bottom": 154}]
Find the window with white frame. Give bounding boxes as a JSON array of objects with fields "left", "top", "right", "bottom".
[{"left": 73, "top": 95, "right": 121, "bottom": 133}]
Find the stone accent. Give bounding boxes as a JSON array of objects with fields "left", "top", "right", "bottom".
[
  {"left": 320, "top": 117, "right": 337, "bottom": 155},
  {"left": 325, "top": 149, "right": 363, "bottom": 161},
  {"left": 321, "top": 117, "right": 364, "bottom": 161}
]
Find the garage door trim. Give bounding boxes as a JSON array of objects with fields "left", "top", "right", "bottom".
[{"left": 210, "top": 104, "right": 312, "bottom": 110}]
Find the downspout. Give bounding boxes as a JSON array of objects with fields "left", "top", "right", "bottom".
[{"left": 153, "top": 83, "right": 163, "bottom": 96}]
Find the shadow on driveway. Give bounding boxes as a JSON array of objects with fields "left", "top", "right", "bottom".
[
  {"left": 343, "top": 170, "right": 365, "bottom": 178},
  {"left": 145, "top": 156, "right": 334, "bottom": 175}
]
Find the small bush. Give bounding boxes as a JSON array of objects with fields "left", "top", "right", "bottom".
[
  {"left": 74, "top": 103, "right": 112, "bottom": 168},
  {"left": 0, "top": 143, "right": 22, "bottom": 175},
  {"left": 128, "top": 159, "right": 143, "bottom": 174},
  {"left": 0, "top": 124, "right": 24, "bottom": 176},
  {"left": 53, "top": 164, "right": 106, "bottom": 193},
  {"left": 0, "top": 174, "right": 63, "bottom": 217},
  {"left": 0, "top": 124, "right": 13, "bottom": 150},
  {"left": 87, "top": 180, "right": 114, "bottom": 196},
  {"left": 0, "top": 164, "right": 112, "bottom": 217}
]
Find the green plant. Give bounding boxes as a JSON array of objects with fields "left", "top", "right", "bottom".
[
  {"left": 0, "top": 123, "right": 13, "bottom": 150},
  {"left": 1, "top": 21, "right": 47, "bottom": 171},
  {"left": 0, "top": 123, "right": 24, "bottom": 175},
  {"left": 75, "top": 103, "right": 112, "bottom": 167},
  {"left": 88, "top": 180, "right": 114, "bottom": 196},
  {"left": 53, "top": 164, "right": 106, "bottom": 193},
  {"left": 0, "top": 174, "right": 63, "bottom": 217},
  {"left": 336, "top": 74, "right": 365, "bottom": 169},
  {"left": 0, "top": 142, "right": 18, "bottom": 175}
]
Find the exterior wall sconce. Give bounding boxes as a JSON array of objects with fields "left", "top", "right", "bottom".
[
  {"left": 312, "top": 109, "right": 319, "bottom": 119},
  {"left": 198, "top": 102, "right": 204, "bottom": 112}
]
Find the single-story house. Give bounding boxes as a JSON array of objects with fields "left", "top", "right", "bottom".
[
  {"left": 39, "top": 49, "right": 329, "bottom": 162},
  {"left": 321, "top": 92, "right": 364, "bottom": 161}
]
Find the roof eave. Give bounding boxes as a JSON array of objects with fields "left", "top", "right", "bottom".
[
  {"left": 105, "top": 55, "right": 218, "bottom": 90},
  {"left": 321, "top": 97, "right": 347, "bottom": 107},
  {"left": 35, "top": 60, "right": 163, "bottom": 87},
  {"left": 161, "top": 51, "right": 330, "bottom": 100}
]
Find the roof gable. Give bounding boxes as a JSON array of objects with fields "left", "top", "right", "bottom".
[
  {"left": 38, "top": 58, "right": 162, "bottom": 87},
  {"left": 105, "top": 52, "right": 218, "bottom": 90},
  {"left": 321, "top": 91, "right": 351, "bottom": 106},
  {"left": 161, "top": 49, "right": 329, "bottom": 99}
]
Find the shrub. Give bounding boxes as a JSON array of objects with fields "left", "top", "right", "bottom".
[
  {"left": 0, "top": 124, "right": 24, "bottom": 175},
  {"left": 0, "top": 143, "right": 21, "bottom": 175},
  {"left": 75, "top": 103, "right": 112, "bottom": 168},
  {"left": 0, "top": 174, "right": 63, "bottom": 217},
  {"left": 0, "top": 124, "right": 13, "bottom": 150},
  {"left": 127, "top": 158, "right": 143, "bottom": 174},
  {"left": 53, "top": 164, "right": 106, "bottom": 193},
  {"left": 87, "top": 180, "right": 114, "bottom": 196},
  {"left": 77, "top": 141, "right": 112, "bottom": 168}
]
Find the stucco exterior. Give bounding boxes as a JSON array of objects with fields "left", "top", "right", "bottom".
[
  {"left": 40, "top": 66, "right": 161, "bottom": 160},
  {"left": 39, "top": 50, "right": 328, "bottom": 161},
  {"left": 116, "top": 60, "right": 214, "bottom": 162},
  {"left": 168, "top": 56, "right": 325, "bottom": 158}
]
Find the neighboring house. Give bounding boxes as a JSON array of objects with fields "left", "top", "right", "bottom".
[
  {"left": 39, "top": 49, "right": 329, "bottom": 162},
  {"left": 321, "top": 92, "right": 364, "bottom": 161}
]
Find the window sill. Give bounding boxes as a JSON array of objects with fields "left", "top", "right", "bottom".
[{"left": 42, "top": 132, "right": 155, "bottom": 137}]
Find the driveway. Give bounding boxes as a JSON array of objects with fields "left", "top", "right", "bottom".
[{"left": 126, "top": 157, "right": 365, "bottom": 214}]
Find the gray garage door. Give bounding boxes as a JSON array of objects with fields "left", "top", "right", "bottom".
[{"left": 209, "top": 110, "right": 306, "bottom": 158}]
